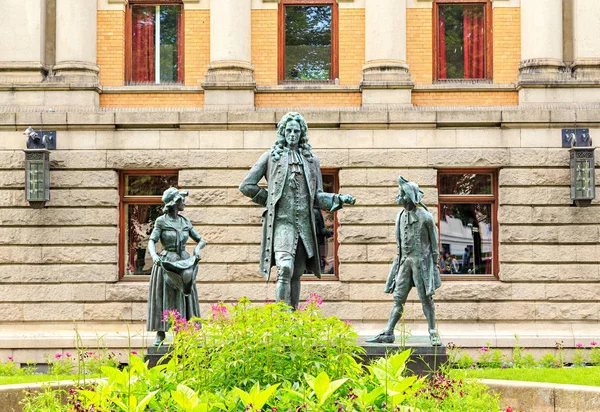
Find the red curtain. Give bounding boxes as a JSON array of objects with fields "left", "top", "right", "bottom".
[
  {"left": 438, "top": 11, "right": 447, "bottom": 79},
  {"left": 131, "top": 6, "right": 155, "bottom": 83},
  {"left": 463, "top": 6, "right": 484, "bottom": 79}
]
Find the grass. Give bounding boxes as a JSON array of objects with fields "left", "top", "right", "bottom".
[
  {"left": 0, "top": 374, "right": 100, "bottom": 386},
  {"left": 449, "top": 366, "right": 600, "bottom": 387}
]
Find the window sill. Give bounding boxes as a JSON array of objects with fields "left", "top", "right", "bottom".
[
  {"left": 441, "top": 274, "right": 498, "bottom": 281},
  {"left": 416, "top": 83, "right": 516, "bottom": 92},
  {"left": 102, "top": 85, "right": 204, "bottom": 94},
  {"left": 257, "top": 84, "right": 360, "bottom": 93}
]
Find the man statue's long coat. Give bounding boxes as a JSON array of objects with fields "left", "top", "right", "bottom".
[
  {"left": 240, "top": 150, "right": 342, "bottom": 280},
  {"left": 384, "top": 208, "right": 442, "bottom": 297}
]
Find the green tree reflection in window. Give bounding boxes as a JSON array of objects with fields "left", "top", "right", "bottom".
[{"left": 285, "top": 5, "right": 332, "bottom": 81}]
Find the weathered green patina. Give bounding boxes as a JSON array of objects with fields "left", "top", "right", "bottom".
[
  {"left": 367, "top": 176, "right": 443, "bottom": 346},
  {"left": 239, "top": 112, "right": 355, "bottom": 309},
  {"left": 147, "top": 187, "right": 206, "bottom": 346}
]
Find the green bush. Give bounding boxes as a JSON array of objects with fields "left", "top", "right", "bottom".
[{"left": 23, "top": 297, "right": 499, "bottom": 411}]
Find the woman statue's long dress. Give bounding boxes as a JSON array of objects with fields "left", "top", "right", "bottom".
[{"left": 147, "top": 188, "right": 205, "bottom": 345}]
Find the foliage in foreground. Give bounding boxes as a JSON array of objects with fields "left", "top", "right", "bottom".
[{"left": 22, "top": 297, "right": 500, "bottom": 411}]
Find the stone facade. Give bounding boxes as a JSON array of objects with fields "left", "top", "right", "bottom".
[{"left": 0, "top": 0, "right": 599, "bottom": 360}]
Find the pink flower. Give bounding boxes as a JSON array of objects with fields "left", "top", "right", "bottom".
[
  {"left": 54, "top": 353, "right": 62, "bottom": 360},
  {"left": 162, "top": 309, "right": 182, "bottom": 323},
  {"left": 86, "top": 351, "right": 94, "bottom": 355},
  {"left": 305, "top": 293, "right": 323, "bottom": 308},
  {"left": 131, "top": 351, "right": 138, "bottom": 355},
  {"left": 7, "top": 356, "right": 13, "bottom": 361},
  {"left": 65, "top": 352, "right": 72, "bottom": 358},
  {"left": 479, "top": 347, "right": 489, "bottom": 352},
  {"left": 591, "top": 341, "right": 598, "bottom": 347},
  {"left": 576, "top": 343, "right": 583, "bottom": 348},
  {"left": 211, "top": 302, "right": 229, "bottom": 321}
]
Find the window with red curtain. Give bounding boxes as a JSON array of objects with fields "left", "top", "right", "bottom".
[
  {"left": 126, "top": 2, "right": 183, "bottom": 84},
  {"left": 435, "top": 1, "right": 492, "bottom": 81}
]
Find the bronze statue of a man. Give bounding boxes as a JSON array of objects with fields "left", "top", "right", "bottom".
[
  {"left": 367, "top": 176, "right": 442, "bottom": 346},
  {"left": 240, "top": 112, "right": 355, "bottom": 309}
]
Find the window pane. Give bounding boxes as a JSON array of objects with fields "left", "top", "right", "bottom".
[
  {"left": 439, "top": 203, "right": 493, "bottom": 275},
  {"left": 159, "top": 5, "right": 181, "bottom": 83},
  {"left": 131, "top": 6, "right": 156, "bottom": 83},
  {"left": 285, "top": 6, "right": 332, "bottom": 81},
  {"left": 439, "top": 173, "right": 492, "bottom": 195},
  {"left": 125, "top": 204, "right": 163, "bottom": 275},
  {"left": 131, "top": 5, "right": 181, "bottom": 84},
  {"left": 438, "top": 4, "right": 485, "bottom": 79},
  {"left": 125, "top": 174, "right": 178, "bottom": 196}
]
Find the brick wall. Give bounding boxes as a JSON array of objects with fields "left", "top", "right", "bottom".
[
  {"left": 412, "top": 91, "right": 518, "bottom": 106},
  {"left": 100, "top": 93, "right": 204, "bottom": 108},
  {"left": 406, "top": 8, "right": 433, "bottom": 85},
  {"left": 338, "top": 8, "right": 365, "bottom": 86},
  {"left": 255, "top": 92, "right": 361, "bottom": 108},
  {"left": 97, "top": 10, "right": 125, "bottom": 86},
  {"left": 252, "top": 9, "right": 278, "bottom": 86},
  {"left": 493, "top": 7, "right": 521, "bottom": 84},
  {"left": 184, "top": 10, "right": 210, "bottom": 87}
]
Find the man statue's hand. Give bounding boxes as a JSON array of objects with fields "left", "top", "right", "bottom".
[{"left": 340, "top": 194, "right": 356, "bottom": 205}]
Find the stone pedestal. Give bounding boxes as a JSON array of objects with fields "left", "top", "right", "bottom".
[
  {"left": 146, "top": 340, "right": 448, "bottom": 376},
  {"left": 360, "top": 340, "right": 448, "bottom": 376}
]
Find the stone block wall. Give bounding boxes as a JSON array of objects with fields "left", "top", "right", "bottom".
[{"left": 0, "top": 109, "right": 598, "bottom": 357}]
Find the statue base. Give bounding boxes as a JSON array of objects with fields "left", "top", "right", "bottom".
[
  {"left": 359, "top": 339, "right": 448, "bottom": 376},
  {"left": 145, "top": 345, "right": 171, "bottom": 368},
  {"left": 146, "top": 338, "right": 448, "bottom": 375}
]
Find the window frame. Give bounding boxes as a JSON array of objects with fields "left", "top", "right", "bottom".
[
  {"left": 125, "top": 0, "right": 185, "bottom": 85},
  {"left": 118, "top": 169, "right": 179, "bottom": 280},
  {"left": 432, "top": 0, "right": 493, "bottom": 82},
  {"left": 436, "top": 169, "right": 499, "bottom": 280},
  {"left": 278, "top": 0, "right": 339, "bottom": 84},
  {"left": 302, "top": 168, "right": 340, "bottom": 281}
]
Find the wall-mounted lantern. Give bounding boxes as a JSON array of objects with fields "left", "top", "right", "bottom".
[
  {"left": 23, "top": 127, "right": 56, "bottom": 209},
  {"left": 563, "top": 129, "right": 595, "bottom": 207}
]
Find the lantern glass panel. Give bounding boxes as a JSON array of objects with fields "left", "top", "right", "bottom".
[
  {"left": 570, "top": 148, "right": 596, "bottom": 202},
  {"left": 25, "top": 151, "right": 50, "bottom": 203}
]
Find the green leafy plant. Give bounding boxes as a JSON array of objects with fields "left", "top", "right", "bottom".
[
  {"left": 539, "top": 353, "right": 560, "bottom": 368},
  {"left": 20, "top": 385, "right": 68, "bottom": 412},
  {"left": 571, "top": 343, "right": 587, "bottom": 367},
  {"left": 233, "top": 382, "right": 280, "bottom": 411},
  {"left": 46, "top": 352, "right": 75, "bottom": 375},
  {"left": 590, "top": 341, "right": 600, "bottom": 365}
]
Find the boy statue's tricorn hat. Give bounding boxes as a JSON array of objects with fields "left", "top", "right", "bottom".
[{"left": 397, "top": 176, "right": 428, "bottom": 211}]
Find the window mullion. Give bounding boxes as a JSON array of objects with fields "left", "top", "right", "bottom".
[{"left": 155, "top": 5, "right": 160, "bottom": 84}]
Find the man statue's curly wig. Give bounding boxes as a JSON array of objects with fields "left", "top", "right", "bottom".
[{"left": 271, "top": 112, "right": 313, "bottom": 161}]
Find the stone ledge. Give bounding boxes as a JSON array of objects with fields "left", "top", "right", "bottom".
[
  {"left": 414, "top": 83, "right": 516, "bottom": 92},
  {"left": 102, "top": 85, "right": 204, "bottom": 94},
  {"left": 0, "top": 107, "right": 599, "bottom": 129},
  {"left": 257, "top": 85, "right": 360, "bottom": 93},
  {"left": 483, "top": 379, "right": 600, "bottom": 412}
]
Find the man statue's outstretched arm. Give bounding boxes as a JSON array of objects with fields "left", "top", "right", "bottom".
[
  {"left": 239, "top": 152, "right": 270, "bottom": 206},
  {"left": 313, "top": 157, "right": 355, "bottom": 211}
]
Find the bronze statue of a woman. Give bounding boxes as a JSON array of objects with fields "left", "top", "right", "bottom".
[{"left": 147, "top": 187, "right": 206, "bottom": 345}]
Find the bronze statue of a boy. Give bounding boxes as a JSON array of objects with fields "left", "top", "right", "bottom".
[
  {"left": 367, "top": 176, "right": 442, "bottom": 346},
  {"left": 239, "top": 112, "right": 355, "bottom": 309}
]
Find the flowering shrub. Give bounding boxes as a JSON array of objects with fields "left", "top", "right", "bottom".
[
  {"left": 47, "top": 352, "right": 76, "bottom": 375},
  {"left": 0, "top": 356, "right": 35, "bottom": 376},
  {"left": 590, "top": 341, "right": 600, "bottom": 365}
]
